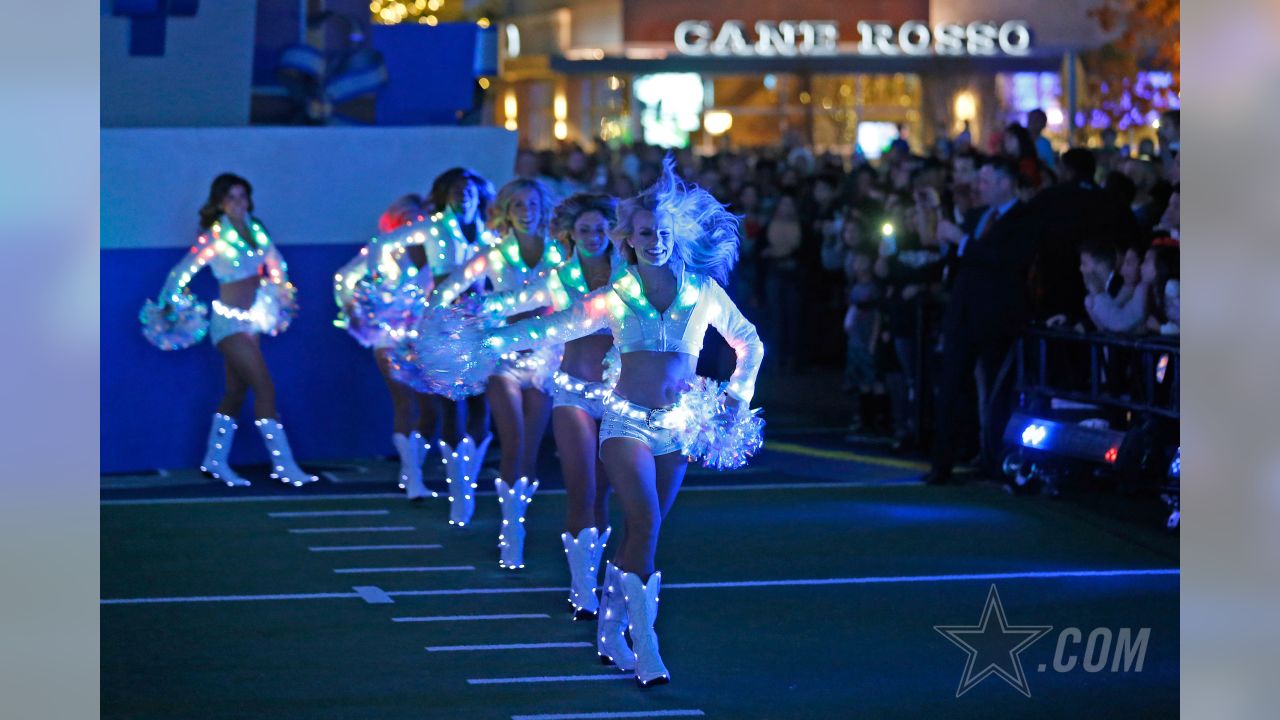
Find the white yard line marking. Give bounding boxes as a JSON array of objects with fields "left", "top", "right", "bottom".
[
  {"left": 468, "top": 674, "right": 633, "bottom": 686},
  {"left": 101, "top": 477, "right": 918, "bottom": 507},
  {"left": 287, "top": 526, "right": 415, "bottom": 534},
  {"left": 512, "top": 707, "right": 711, "bottom": 712},
  {"left": 103, "top": 493, "right": 407, "bottom": 506},
  {"left": 101, "top": 568, "right": 1179, "bottom": 606},
  {"left": 334, "top": 566, "right": 474, "bottom": 574},
  {"left": 661, "top": 568, "right": 1182, "bottom": 590},
  {"left": 392, "top": 613, "right": 550, "bottom": 623},
  {"left": 268, "top": 510, "right": 389, "bottom": 518},
  {"left": 428, "top": 642, "right": 592, "bottom": 652},
  {"left": 101, "top": 591, "right": 360, "bottom": 605},
  {"left": 309, "top": 544, "right": 442, "bottom": 552},
  {"left": 680, "top": 480, "right": 916, "bottom": 492}
]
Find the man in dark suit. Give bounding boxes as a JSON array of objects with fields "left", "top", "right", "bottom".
[
  {"left": 1028, "top": 148, "right": 1138, "bottom": 324},
  {"left": 924, "top": 157, "right": 1039, "bottom": 484}
]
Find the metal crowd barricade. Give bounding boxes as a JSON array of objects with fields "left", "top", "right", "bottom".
[
  {"left": 1016, "top": 326, "right": 1179, "bottom": 419},
  {"left": 1006, "top": 326, "right": 1180, "bottom": 528}
]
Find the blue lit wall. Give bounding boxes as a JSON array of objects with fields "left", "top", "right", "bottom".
[{"left": 102, "top": 126, "right": 516, "bottom": 473}]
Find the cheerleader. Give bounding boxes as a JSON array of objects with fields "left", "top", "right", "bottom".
[
  {"left": 430, "top": 178, "right": 563, "bottom": 569},
  {"left": 476, "top": 159, "right": 764, "bottom": 686},
  {"left": 141, "top": 173, "right": 316, "bottom": 487},
  {"left": 367, "top": 169, "right": 498, "bottom": 517},
  {"left": 334, "top": 194, "right": 438, "bottom": 501},
  {"left": 477, "top": 194, "right": 621, "bottom": 617}
]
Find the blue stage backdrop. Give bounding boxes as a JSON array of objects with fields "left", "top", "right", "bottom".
[{"left": 102, "top": 126, "right": 516, "bottom": 474}]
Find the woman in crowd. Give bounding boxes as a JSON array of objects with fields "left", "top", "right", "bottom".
[
  {"left": 759, "top": 191, "right": 806, "bottom": 372},
  {"left": 1002, "top": 123, "right": 1043, "bottom": 194},
  {"left": 1143, "top": 241, "right": 1180, "bottom": 334}
]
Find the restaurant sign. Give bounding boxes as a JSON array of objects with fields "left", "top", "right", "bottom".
[{"left": 674, "top": 19, "right": 1033, "bottom": 57}]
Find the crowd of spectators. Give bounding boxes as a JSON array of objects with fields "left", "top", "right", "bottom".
[{"left": 508, "top": 109, "right": 1181, "bottom": 472}]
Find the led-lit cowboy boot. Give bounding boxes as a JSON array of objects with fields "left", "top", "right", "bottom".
[
  {"left": 440, "top": 436, "right": 477, "bottom": 525},
  {"left": 255, "top": 418, "right": 318, "bottom": 487},
  {"left": 200, "top": 413, "right": 251, "bottom": 487},
  {"left": 468, "top": 432, "right": 494, "bottom": 487},
  {"left": 410, "top": 431, "right": 437, "bottom": 498},
  {"left": 392, "top": 432, "right": 429, "bottom": 501},
  {"left": 496, "top": 476, "right": 538, "bottom": 569},
  {"left": 597, "top": 562, "right": 636, "bottom": 670},
  {"left": 389, "top": 430, "right": 424, "bottom": 499},
  {"left": 562, "top": 526, "right": 611, "bottom": 620},
  {"left": 620, "top": 570, "right": 671, "bottom": 687}
]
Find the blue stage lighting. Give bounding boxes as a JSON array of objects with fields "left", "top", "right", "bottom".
[{"left": 1003, "top": 413, "right": 1124, "bottom": 465}]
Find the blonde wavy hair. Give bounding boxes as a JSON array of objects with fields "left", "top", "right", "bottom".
[
  {"left": 611, "top": 155, "right": 740, "bottom": 286},
  {"left": 488, "top": 178, "right": 555, "bottom": 237}
]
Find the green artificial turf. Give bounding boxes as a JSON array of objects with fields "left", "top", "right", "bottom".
[{"left": 103, "top": 477, "right": 1177, "bottom": 719}]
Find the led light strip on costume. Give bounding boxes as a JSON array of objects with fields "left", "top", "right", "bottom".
[
  {"left": 602, "top": 392, "right": 683, "bottom": 430},
  {"left": 212, "top": 299, "right": 271, "bottom": 327},
  {"left": 500, "top": 350, "right": 551, "bottom": 370},
  {"left": 551, "top": 371, "right": 612, "bottom": 401}
]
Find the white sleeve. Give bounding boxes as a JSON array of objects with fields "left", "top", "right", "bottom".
[{"left": 705, "top": 281, "right": 765, "bottom": 404}]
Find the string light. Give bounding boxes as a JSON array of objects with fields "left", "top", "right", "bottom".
[{"left": 372, "top": 0, "right": 456, "bottom": 25}]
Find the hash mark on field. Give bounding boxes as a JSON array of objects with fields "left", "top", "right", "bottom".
[
  {"left": 269, "top": 510, "right": 390, "bottom": 518},
  {"left": 468, "top": 674, "right": 634, "bottom": 685},
  {"left": 309, "top": 544, "right": 442, "bottom": 552},
  {"left": 287, "top": 526, "right": 415, "bottom": 534},
  {"left": 428, "top": 642, "right": 592, "bottom": 652},
  {"left": 512, "top": 707, "right": 711, "bottom": 712},
  {"left": 334, "top": 566, "right": 474, "bottom": 574},
  {"left": 393, "top": 613, "right": 549, "bottom": 623}
]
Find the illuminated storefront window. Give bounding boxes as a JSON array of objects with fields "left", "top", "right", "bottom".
[{"left": 633, "top": 73, "right": 704, "bottom": 148}]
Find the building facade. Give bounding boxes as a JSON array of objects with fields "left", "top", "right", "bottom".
[{"left": 491, "top": 0, "right": 1169, "bottom": 155}]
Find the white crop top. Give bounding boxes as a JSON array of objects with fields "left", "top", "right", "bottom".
[
  {"left": 160, "top": 217, "right": 287, "bottom": 303},
  {"left": 479, "top": 251, "right": 622, "bottom": 327},
  {"left": 431, "top": 233, "right": 568, "bottom": 308},
  {"left": 487, "top": 266, "right": 764, "bottom": 402},
  {"left": 369, "top": 206, "right": 492, "bottom": 282}
]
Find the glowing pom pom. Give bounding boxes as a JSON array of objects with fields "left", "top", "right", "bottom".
[
  {"left": 256, "top": 281, "right": 299, "bottom": 336},
  {"left": 659, "top": 377, "right": 765, "bottom": 470},
  {"left": 140, "top": 294, "right": 209, "bottom": 350},
  {"left": 397, "top": 306, "right": 502, "bottom": 399},
  {"left": 343, "top": 278, "right": 427, "bottom": 348},
  {"left": 383, "top": 337, "right": 436, "bottom": 394}
]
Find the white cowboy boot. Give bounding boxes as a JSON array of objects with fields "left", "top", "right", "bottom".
[
  {"left": 597, "top": 562, "right": 636, "bottom": 670},
  {"left": 620, "top": 570, "right": 670, "bottom": 687},
  {"left": 255, "top": 418, "right": 318, "bottom": 487},
  {"left": 410, "top": 431, "right": 437, "bottom": 498},
  {"left": 392, "top": 433, "right": 429, "bottom": 501},
  {"left": 562, "top": 526, "right": 611, "bottom": 620},
  {"left": 469, "top": 432, "right": 493, "bottom": 487},
  {"left": 496, "top": 476, "right": 538, "bottom": 569},
  {"left": 440, "top": 436, "right": 477, "bottom": 526},
  {"left": 200, "top": 413, "right": 250, "bottom": 487}
]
